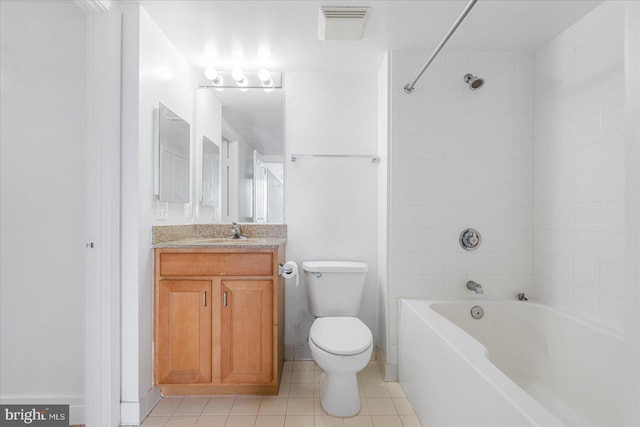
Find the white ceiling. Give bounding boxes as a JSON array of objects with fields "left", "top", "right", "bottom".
[{"left": 141, "top": 0, "right": 603, "bottom": 73}]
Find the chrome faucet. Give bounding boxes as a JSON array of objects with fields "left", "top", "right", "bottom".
[
  {"left": 231, "top": 222, "right": 242, "bottom": 239},
  {"left": 466, "top": 280, "right": 483, "bottom": 294}
]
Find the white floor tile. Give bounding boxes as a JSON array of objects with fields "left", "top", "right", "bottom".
[
  {"left": 284, "top": 415, "right": 314, "bottom": 427},
  {"left": 367, "top": 398, "right": 398, "bottom": 416},
  {"left": 148, "top": 362, "right": 423, "bottom": 427},
  {"left": 255, "top": 415, "right": 286, "bottom": 427},
  {"left": 286, "top": 398, "right": 314, "bottom": 416},
  {"left": 164, "top": 416, "right": 199, "bottom": 427},
  {"left": 392, "top": 398, "right": 415, "bottom": 415},
  {"left": 315, "top": 415, "right": 345, "bottom": 427},
  {"left": 230, "top": 398, "right": 261, "bottom": 415},
  {"left": 400, "top": 415, "right": 422, "bottom": 426},
  {"left": 203, "top": 398, "right": 236, "bottom": 415},
  {"left": 195, "top": 415, "right": 227, "bottom": 427},
  {"left": 224, "top": 415, "right": 256, "bottom": 427},
  {"left": 259, "top": 398, "right": 288, "bottom": 416},
  {"left": 344, "top": 416, "right": 373, "bottom": 427},
  {"left": 371, "top": 415, "right": 403, "bottom": 427}
]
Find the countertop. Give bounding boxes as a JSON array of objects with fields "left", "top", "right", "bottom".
[{"left": 152, "top": 237, "right": 286, "bottom": 249}]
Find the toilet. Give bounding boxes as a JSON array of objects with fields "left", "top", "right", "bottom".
[{"left": 303, "top": 261, "right": 373, "bottom": 417}]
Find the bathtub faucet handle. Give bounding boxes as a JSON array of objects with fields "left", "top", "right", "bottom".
[
  {"left": 466, "top": 280, "right": 483, "bottom": 294},
  {"left": 517, "top": 293, "right": 528, "bottom": 301}
]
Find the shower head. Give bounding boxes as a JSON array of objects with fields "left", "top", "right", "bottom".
[{"left": 464, "top": 73, "right": 485, "bottom": 90}]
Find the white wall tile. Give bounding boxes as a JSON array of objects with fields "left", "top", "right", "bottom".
[
  {"left": 601, "top": 201, "right": 625, "bottom": 233},
  {"left": 574, "top": 287, "right": 600, "bottom": 322},
  {"left": 574, "top": 259, "right": 600, "bottom": 290},
  {"left": 388, "top": 49, "right": 536, "bottom": 367},
  {"left": 573, "top": 231, "right": 600, "bottom": 261},
  {"left": 600, "top": 104, "right": 625, "bottom": 140},
  {"left": 600, "top": 232, "right": 625, "bottom": 264},
  {"left": 600, "top": 262, "right": 625, "bottom": 297},
  {"left": 533, "top": 1, "right": 624, "bottom": 330},
  {"left": 599, "top": 294, "right": 624, "bottom": 330}
]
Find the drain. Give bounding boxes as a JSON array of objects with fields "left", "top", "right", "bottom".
[{"left": 470, "top": 306, "right": 484, "bottom": 319}]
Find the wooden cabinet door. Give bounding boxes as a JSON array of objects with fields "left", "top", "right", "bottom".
[
  {"left": 220, "top": 280, "right": 273, "bottom": 384},
  {"left": 156, "top": 280, "right": 212, "bottom": 384}
]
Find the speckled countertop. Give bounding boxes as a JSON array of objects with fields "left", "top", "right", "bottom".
[
  {"left": 152, "top": 224, "right": 287, "bottom": 249},
  {"left": 153, "top": 237, "right": 286, "bottom": 249}
]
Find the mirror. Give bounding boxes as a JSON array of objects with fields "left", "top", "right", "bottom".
[
  {"left": 158, "top": 103, "right": 190, "bottom": 203},
  {"left": 196, "top": 87, "right": 284, "bottom": 223},
  {"left": 201, "top": 136, "right": 220, "bottom": 208}
]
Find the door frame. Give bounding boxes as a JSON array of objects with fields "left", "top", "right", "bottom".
[{"left": 77, "top": 1, "right": 123, "bottom": 425}]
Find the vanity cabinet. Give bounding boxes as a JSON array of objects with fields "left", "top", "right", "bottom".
[
  {"left": 154, "top": 247, "right": 284, "bottom": 395},
  {"left": 220, "top": 279, "right": 273, "bottom": 384},
  {"left": 156, "top": 280, "right": 212, "bottom": 384}
]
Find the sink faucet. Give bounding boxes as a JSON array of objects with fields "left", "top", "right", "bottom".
[
  {"left": 231, "top": 222, "right": 242, "bottom": 239},
  {"left": 466, "top": 280, "right": 483, "bottom": 294}
]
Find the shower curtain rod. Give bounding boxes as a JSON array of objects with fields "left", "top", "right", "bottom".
[{"left": 404, "top": 0, "right": 478, "bottom": 94}]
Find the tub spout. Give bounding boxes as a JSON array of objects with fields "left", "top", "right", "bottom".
[{"left": 466, "top": 280, "right": 483, "bottom": 294}]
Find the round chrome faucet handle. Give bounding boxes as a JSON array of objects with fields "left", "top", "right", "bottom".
[{"left": 459, "top": 228, "right": 482, "bottom": 251}]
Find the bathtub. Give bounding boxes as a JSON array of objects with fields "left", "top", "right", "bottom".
[{"left": 399, "top": 299, "right": 623, "bottom": 427}]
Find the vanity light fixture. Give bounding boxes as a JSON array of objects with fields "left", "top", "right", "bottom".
[{"left": 200, "top": 69, "right": 283, "bottom": 89}]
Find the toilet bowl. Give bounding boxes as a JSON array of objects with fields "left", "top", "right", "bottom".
[
  {"left": 308, "top": 317, "right": 373, "bottom": 417},
  {"left": 302, "top": 261, "right": 372, "bottom": 417}
]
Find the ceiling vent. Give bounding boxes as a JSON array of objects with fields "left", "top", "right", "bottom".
[{"left": 319, "top": 6, "right": 370, "bottom": 40}]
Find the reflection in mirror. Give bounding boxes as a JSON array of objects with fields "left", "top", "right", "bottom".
[
  {"left": 158, "top": 103, "right": 190, "bottom": 203},
  {"left": 195, "top": 87, "right": 284, "bottom": 223},
  {"left": 254, "top": 150, "right": 284, "bottom": 223},
  {"left": 201, "top": 136, "right": 220, "bottom": 208}
]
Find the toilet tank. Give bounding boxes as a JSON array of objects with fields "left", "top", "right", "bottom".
[{"left": 302, "top": 261, "right": 368, "bottom": 317}]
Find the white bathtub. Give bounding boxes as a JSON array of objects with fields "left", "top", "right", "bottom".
[{"left": 399, "top": 299, "right": 623, "bottom": 427}]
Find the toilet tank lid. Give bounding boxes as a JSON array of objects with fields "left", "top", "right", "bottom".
[{"left": 302, "top": 261, "right": 368, "bottom": 273}]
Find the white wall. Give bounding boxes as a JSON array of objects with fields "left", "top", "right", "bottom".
[
  {"left": 387, "top": 50, "right": 535, "bottom": 373},
  {"left": 625, "top": 2, "right": 640, "bottom": 424},
  {"left": 121, "top": 4, "right": 197, "bottom": 423},
  {"left": 377, "top": 55, "right": 390, "bottom": 375},
  {"left": 533, "top": 1, "right": 625, "bottom": 331},
  {"left": 0, "top": 1, "right": 87, "bottom": 422},
  {"left": 283, "top": 71, "right": 380, "bottom": 359}
]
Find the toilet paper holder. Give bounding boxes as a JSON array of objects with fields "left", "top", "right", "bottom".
[
  {"left": 278, "top": 261, "right": 301, "bottom": 287},
  {"left": 278, "top": 264, "right": 294, "bottom": 275}
]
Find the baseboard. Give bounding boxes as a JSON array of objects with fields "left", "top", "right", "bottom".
[
  {"left": 375, "top": 352, "right": 398, "bottom": 381},
  {"left": 0, "top": 395, "right": 84, "bottom": 425},
  {"left": 143, "top": 387, "right": 161, "bottom": 417},
  {"left": 120, "top": 401, "right": 140, "bottom": 426},
  {"left": 120, "top": 386, "right": 160, "bottom": 426}
]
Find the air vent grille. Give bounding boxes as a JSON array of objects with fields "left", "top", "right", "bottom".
[{"left": 319, "top": 6, "right": 370, "bottom": 40}]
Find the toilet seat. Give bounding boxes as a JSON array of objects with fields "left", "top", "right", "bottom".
[{"left": 309, "top": 317, "right": 372, "bottom": 356}]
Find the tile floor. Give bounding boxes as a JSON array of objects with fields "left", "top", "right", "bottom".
[{"left": 143, "top": 361, "right": 422, "bottom": 427}]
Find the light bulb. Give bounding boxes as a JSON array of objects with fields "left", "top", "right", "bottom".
[
  {"left": 258, "top": 68, "right": 271, "bottom": 83},
  {"left": 231, "top": 68, "right": 245, "bottom": 83},
  {"left": 204, "top": 67, "right": 223, "bottom": 86},
  {"left": 204, "top": 67, "right": 218, "bottom": 80}
]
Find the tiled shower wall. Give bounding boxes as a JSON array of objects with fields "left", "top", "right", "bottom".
[
  {"left": 387, "top": 50, "right": 535, "bottom": 370},
  {"left": 533, "top": 1, "right": 625, "bottom": 331}
]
